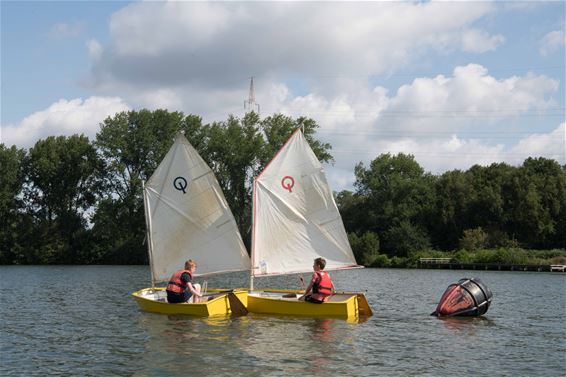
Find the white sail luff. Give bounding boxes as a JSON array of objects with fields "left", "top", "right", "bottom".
[
  {"left": 252, "top": 129, "right": 360, "bottom": 277},
  {"left": 142, "top": 180, "right": 156, "bottom": 287}
]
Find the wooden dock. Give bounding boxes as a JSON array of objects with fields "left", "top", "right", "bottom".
[{"left": 418, "top": 258, "right": 564, "bottom": 272}]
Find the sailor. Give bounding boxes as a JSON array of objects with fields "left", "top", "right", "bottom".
[
  {"left": 166, "top": 259, "right": 202, "bottom": 303},
  {"left": 300, "top": 257, "right": 335, "bottom": 303}
]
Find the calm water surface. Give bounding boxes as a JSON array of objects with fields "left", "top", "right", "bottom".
[{"left": 1, "top": 266, "right": 564, "bottom": 376}]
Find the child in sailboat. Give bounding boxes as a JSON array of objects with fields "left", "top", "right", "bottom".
[
  {"left": 166, "top": 259, "right": 202, "bottom": 304},
  {"left": 300, "top": 257, "right": 335, "bottom": 303}
]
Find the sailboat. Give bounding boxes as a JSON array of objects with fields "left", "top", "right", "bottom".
[
  {"left": 247, "top": 129, "right": 373, "bottom": 318},
  {"left": 131, "top": 133, "right": 250, "bottom": 316}
]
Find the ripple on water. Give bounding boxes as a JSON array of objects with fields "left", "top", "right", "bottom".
[{"left": 1, "top": 266, "right": 564, "bottom": 376}]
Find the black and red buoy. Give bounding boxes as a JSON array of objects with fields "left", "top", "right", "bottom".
[{"left": 432, "top": 278, "right": 493, "bottom": 317}]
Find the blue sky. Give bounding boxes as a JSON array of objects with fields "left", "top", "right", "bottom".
[{"left": 1, "top": 1, "right": 564, "bottom": 190}]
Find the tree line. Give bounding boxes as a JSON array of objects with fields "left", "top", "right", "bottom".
[
  {"left": 0, "top": 110, "right": 330, "bottom": 264},
  {"left": 1, "top": 109, "right": 564, "bottom": 265},
  {"left": 341, "top": 153, "right": 566, "bottom": 266}
]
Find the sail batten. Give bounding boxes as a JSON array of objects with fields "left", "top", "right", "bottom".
[
  {"left": 252, "top": 129, "right": 360, "bottom": 277},
  {"left": 144, "top": 133, "right": 250, "bottom": 281}
]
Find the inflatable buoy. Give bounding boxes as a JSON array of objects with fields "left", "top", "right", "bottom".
[{"left": 432, "top": 278, "right": 492, "bottom": 317}]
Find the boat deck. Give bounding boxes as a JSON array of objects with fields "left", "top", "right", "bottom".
[
  {"left": 136, "top": 288, "right": 239, "bottom": 303},
  {"left": 132, "top": 288, "right": 248, "bottom": 316},
  {"left": 248, "top": 291, "right": 353, "bottom": 302}
]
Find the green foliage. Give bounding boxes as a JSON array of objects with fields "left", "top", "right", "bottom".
[
  {"left": 407, "top": 249, "right": 447, "bottom": 267},
  {"left": 527, "top": 249, "right": 566, "bottom": 259},
  {"left": 383, "top": 220, "right": 431, "bottom": 257},
  {"left": 452, "top": 249, "right": 474, "bottom": 264},
  {"left": 335, "top": 190, "right": 365, "bottom": 233},
  {"left": 473, "top": 248, "right": 529, "bottom": 264},
  {"left": 351, "top": 153, "right": 434, "bottom": 257},
  {"left": 0, "top": 145, "right": 27, "bottom": 263},
  {"left": 204, "top": 113, "right": 264, "bottom": 241},
  {"left": 506, "top": 158, "right": 566, "bottom": 248},
  {"left": 26, "top": 135, "right": 103, "bottom": 218},
  {"left": 345, "top": 154, "right": 565, "bottom": 257},
  {"left": 403, "top": 248, "right": 564, "bottom": 267},
  {"left": 430, "top": 169, "right": 470, "bottom": 249},
  {"left": 459, "top": 227, "right": 489, "bottom": 251},
  {"left": 371, "top": 254, "right": 391, "bottom": 267},
  {"left": 389, "top": 256, "right": 406, "bottom": 268},
  {"left": 23, "top": 135, "right": 103, "bottom": 263},
  {"left": 485, "top": 228, "right": 518, "bottom": 248},
  {"left": 348, "top": 231, "right": 380, "bottom": 266}
]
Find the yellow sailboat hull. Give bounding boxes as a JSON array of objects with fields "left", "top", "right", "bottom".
[
  {"left": 131, "top": 287, "right": 248, "bottom": 316},
  {"left": 247, "top": 289, "right": 373, "bottom": 318}
]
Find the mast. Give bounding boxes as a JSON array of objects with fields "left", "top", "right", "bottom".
[
  {"left": 250, "top": 177, "right": 257, "bottom": 291},
  {"left": 142, "top": 180, "right": 156, "bottom": 288}
]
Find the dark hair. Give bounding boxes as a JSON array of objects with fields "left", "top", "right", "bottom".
[{"left": 314, "top": 257, "right": 326, "bottom": 270}]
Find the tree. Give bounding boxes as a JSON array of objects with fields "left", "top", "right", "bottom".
[
  {"left": 466, "top": 163, "right": 513, "bottom": 230},
  {"left": 204, "top": 113, "right": 264, "bottom": 241},
  {"left": 506, "top": 158, "right": 566, "bottom": 248},
  {"left": 24, "top": 135, "right": 103, "bottom": 263},
  {"left": 353, "top": 153, "right": 435, "bottom": 255},
  {"left": 348, "top": 231, "right": 380, "bottom": 266},
  {"left": 459, "top": 227, "right": 488, "bottom": 251},
  {"left": 0, "top": 145, "right": 26, "bottom": 264},
  {"left": 383, "top": 220, "right": 431, "bottom": 257},
  {"left": 430, "top": 169, "right": 472, "bottom": 250},
  {"left": 335, "top": 190, "right": 366, "bottom": 233}
]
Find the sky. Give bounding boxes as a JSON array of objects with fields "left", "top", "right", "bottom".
[{"left": 1, "top": 0, "right": 565, "bottom": 190}]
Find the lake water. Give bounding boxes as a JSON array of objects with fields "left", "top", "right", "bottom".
[{"left": 1, "top": 266, "right": 564, "bottom": 376}]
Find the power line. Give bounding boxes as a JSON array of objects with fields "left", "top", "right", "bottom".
[
  {"left": 330, "top": 149, "right": 565, "bottom": 158},
  {"left": 251, "top": 66, "right": 565, "bottom": 81}
]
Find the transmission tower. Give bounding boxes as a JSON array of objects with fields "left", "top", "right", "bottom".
[{"left": 244, "top": 76, "right": 260, "bottom": 114}]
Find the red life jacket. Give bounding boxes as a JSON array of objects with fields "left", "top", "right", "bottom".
[
  {"left": 312, "top": 271, "right": 333, "bottom": 296},
  {"left": 166, "top": 269, "right": 192, "bottom": 294}
]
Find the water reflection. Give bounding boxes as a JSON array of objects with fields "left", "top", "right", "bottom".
[
  {"left": 437, "top": 316, "right": 495, "bottom": 335},
  {"left": 239, "top": 315, "right": 350, "bottom": 376},
  {"left": 307, "top": 319, "right": 335, "bottom": 373},
  {"left": 135, "top": 313, "right": 253, "bottom": 376}
]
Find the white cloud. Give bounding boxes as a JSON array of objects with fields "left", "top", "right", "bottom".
[
  {"left": 87, "top": 39, "right": 103, "bottom": 61},
  {"left": 88, "top": 1, "right": 497, "bottom": 92},
  {"left": 461, "top": 29, "right": 505, "bottom": 53},
  {"left": 509, "top": 123, "right": 565, "bottom": 164},
  {"left": 383, "top": 64, "right": 558, "bottom": 132},
  {"left": 49, "top": 21, "right": 84, "bottom": 39},
  {"left": 1, "top": 97, "right": 130, "bottom": 148},
  {"left": 539, "top": 30, "right": 565, "bottom": 56}
]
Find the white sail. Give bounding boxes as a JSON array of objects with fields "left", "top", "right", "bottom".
[
  {"left": 144, "top": 133, "right": 250, "bottom": 282},
  {"left": 252, "top": 129, "right": 360, "bottom": 277}
]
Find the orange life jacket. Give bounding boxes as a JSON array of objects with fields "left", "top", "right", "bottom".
[
  {"left": 166, "top": 269, "right": 192, "bottom": 294},
  {"left": 312, "top": 271, "right": 333, "bottom": 296}
]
